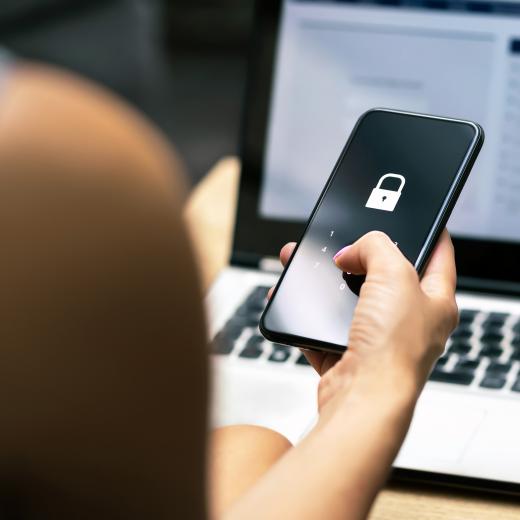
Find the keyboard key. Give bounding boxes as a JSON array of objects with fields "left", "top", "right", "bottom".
[
  {"left": 479, "top": 345, "right": 503, "bottom": 358},
  {"left": 459, "top": 309, "right": 479, "bottom": 324},
  {"left": 448, "top": 341, "right": 472, "bottom": 355},
  {"left": 511, "top": 335, "right": 520, "bottom": 348},
  {"left": 481, "top": 323, "right": 504, "bottom": 335},
  {"left": 429, "top": 369, "right": 474, "bottom": 385},
  {"left": 246, "top": 300, "right": 266, "bottom": 313},
  {"left": 239, "top": 347, "right": 263, "bottom": 359},
  {"left": 510, "top": 350, "right": 520, "bottom": 362},
  {"left": 435, "top": 356, "right": 449, "bottom": 368},
  {"left": 268, "top": 344, "right": 291, "bottom": 363},
  {"left": 212, "top": 332, "right": 234, "bottom": 355},
  {"left": 512, "top": 379, "right": 520, "bottom": 393},
  {"left": 248, "top": 285, "right": 270, "bottom": 301},
  {"left": 482, "top": 312, "right": 508, "bottom": 328},
  {"left": 513, "top": 321, "right": 520, "bottom": 334},
  {"left": 244, "top": 334, "right": 264, "bottom": 347},
  {"left": 245, "top": 286, "right": 270, "bottom": 312},
  {"left": 225, "top": 314, "right": 247, "bottom": 328},
  {"left": 450, "top": 325, "right": 473, "bottom": 340},
  {"left": 239, "top": 335, "right": 265, "bottom": 359},
  {"left": 296, "top": 353, "right": 311, "bottom": 366},
  {"left": 480, "top": 374, "right": 506, "bottom": 390},
  {"left": 480, "top": 331, "right": 504, "bottom": 344},
  {"left": 456, "top": 358, "right": 480, "bottom": 371},
  {"left": 246, "top": 315, "right": 261, "bottom": 328},
  {"left": 486, "top": 361, "right": 512, "bottom": 374},
  {"left": 222, "top": 319, "right": 245, "bottom": 341},
  {"left": 234, "top": 306, "right": 261, "bottom": 327}
]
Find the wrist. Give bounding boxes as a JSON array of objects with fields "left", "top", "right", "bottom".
[
  {"left": 317, "top": 358, "right": 420, "bottom": 434},
  {"left": 309, "top": 372, "right": 418, "bottom": 509},
  {"left": 353, "top": 363, "right": 420, "bottom": 408},
  {"left": 349, "top": 337, "right": 427, "bottom": 405}
]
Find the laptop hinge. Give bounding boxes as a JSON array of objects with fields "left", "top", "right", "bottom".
[
  {"left": 259, "top": 257, "right": 283, "bottom": 273},
  {"left": 231, "top": 251, "right": 282, "bottom": 273},
  {"left": 230, "top": 251, "right": 261, "bottom": 269},
  {"left": 457, "top": 276, "right": 520, "bottom": 297}
]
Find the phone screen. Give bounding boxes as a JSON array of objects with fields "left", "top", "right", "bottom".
[{"left": 262, "top": 110, "right": 481, "bottom": 350}]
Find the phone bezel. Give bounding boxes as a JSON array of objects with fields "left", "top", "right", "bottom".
[{"left": 260, "top": 108, "right": 484, "bottom": 353}]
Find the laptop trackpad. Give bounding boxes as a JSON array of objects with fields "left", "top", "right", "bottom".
[{"left": 395, "top": 390, "right": 486, "bottom": 467}]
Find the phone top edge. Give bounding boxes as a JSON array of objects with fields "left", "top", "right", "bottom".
[{"left": 363, "top": 107, "right": 484, "bottom": 132}]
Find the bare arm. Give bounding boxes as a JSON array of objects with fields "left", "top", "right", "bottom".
[
  {"left": 223, "top": 231, "right": 457, "bottom": 520},
  {"left": 225, "top": 382, "right": 415, "bottom": 520}
]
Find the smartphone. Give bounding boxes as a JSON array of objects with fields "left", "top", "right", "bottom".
[{"left": 260, "top": 109, "right": 484, "bottom": 353}]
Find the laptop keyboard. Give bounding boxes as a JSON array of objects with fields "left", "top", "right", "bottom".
[
  {"left": 211, "top": 286, "right": 311, "bottom": 367},
  {"left": 211, "top": 286, "right": 520, "bottom": 392}
]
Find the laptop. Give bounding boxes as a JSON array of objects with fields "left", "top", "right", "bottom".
[{"left": 207, "top": 0, "right": 520, "bottom": 494}]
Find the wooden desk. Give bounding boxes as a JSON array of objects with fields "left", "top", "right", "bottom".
[{"left": 185, "top": 157, "right": 520, "bottom": 519}]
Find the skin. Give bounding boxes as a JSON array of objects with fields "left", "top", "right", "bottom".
[
  {"left": 0, "top": 64, "right": 207, "bottom": 519},
  {"left": 224, "top": 231, "right": 458, "bottom": 520},
  {"left": 209, "top": 425, "right": 292, "bottom": 517},
  {"left": 0, "top": 63, "right": 458, "bottom": 519}
]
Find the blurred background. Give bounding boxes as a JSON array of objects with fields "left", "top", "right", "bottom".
[{"left": 0, "top": 0, "right": 255, "bottom": 185}]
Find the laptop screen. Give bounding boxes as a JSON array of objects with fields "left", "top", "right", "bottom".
[{"left": 258, "top": 0, "right": 520, "bottom": 244}]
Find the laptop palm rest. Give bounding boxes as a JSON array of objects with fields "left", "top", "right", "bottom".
[{"left": 396, "top": 386, "right": 520, "bottom": 482}]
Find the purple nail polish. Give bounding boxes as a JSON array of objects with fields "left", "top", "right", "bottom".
[{"left": 333, "top": 245, "right": 350, "bottom": 261}]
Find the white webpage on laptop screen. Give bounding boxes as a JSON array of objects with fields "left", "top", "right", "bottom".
[{"left": 259, "top": 0, "right": 520, "bottom": 244}]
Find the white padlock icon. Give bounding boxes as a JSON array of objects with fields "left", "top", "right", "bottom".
[{"left": 365, "top": 173, "right": 406, "bottom": 212}]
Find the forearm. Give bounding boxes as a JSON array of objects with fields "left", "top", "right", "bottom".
[{"left": 224, "top": 376, "right": 417, "bottom": 520}]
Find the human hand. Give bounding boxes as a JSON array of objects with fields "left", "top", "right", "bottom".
[{"left": 271, "top": 230, "right": 458, "bottom": 421}]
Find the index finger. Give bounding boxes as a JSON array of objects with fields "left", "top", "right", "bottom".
[
  {"left": 280, "top": 242, "right": 296, "bottom": 267},
  {"left": 333, "top": 230, "right": 409, "bottom": 276}
]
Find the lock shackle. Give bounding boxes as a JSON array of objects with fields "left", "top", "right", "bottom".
[{"left": 375, "top": 173, "right": 405, "bottom": 193}]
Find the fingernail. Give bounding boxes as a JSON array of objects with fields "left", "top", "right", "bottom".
[{"left": 333, "top": 245, "right": 350, "bottom": 261}]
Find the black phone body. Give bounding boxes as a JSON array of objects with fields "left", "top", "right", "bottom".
[{"left": 260, "top": 109, "right": 484, "bottom": 353}]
